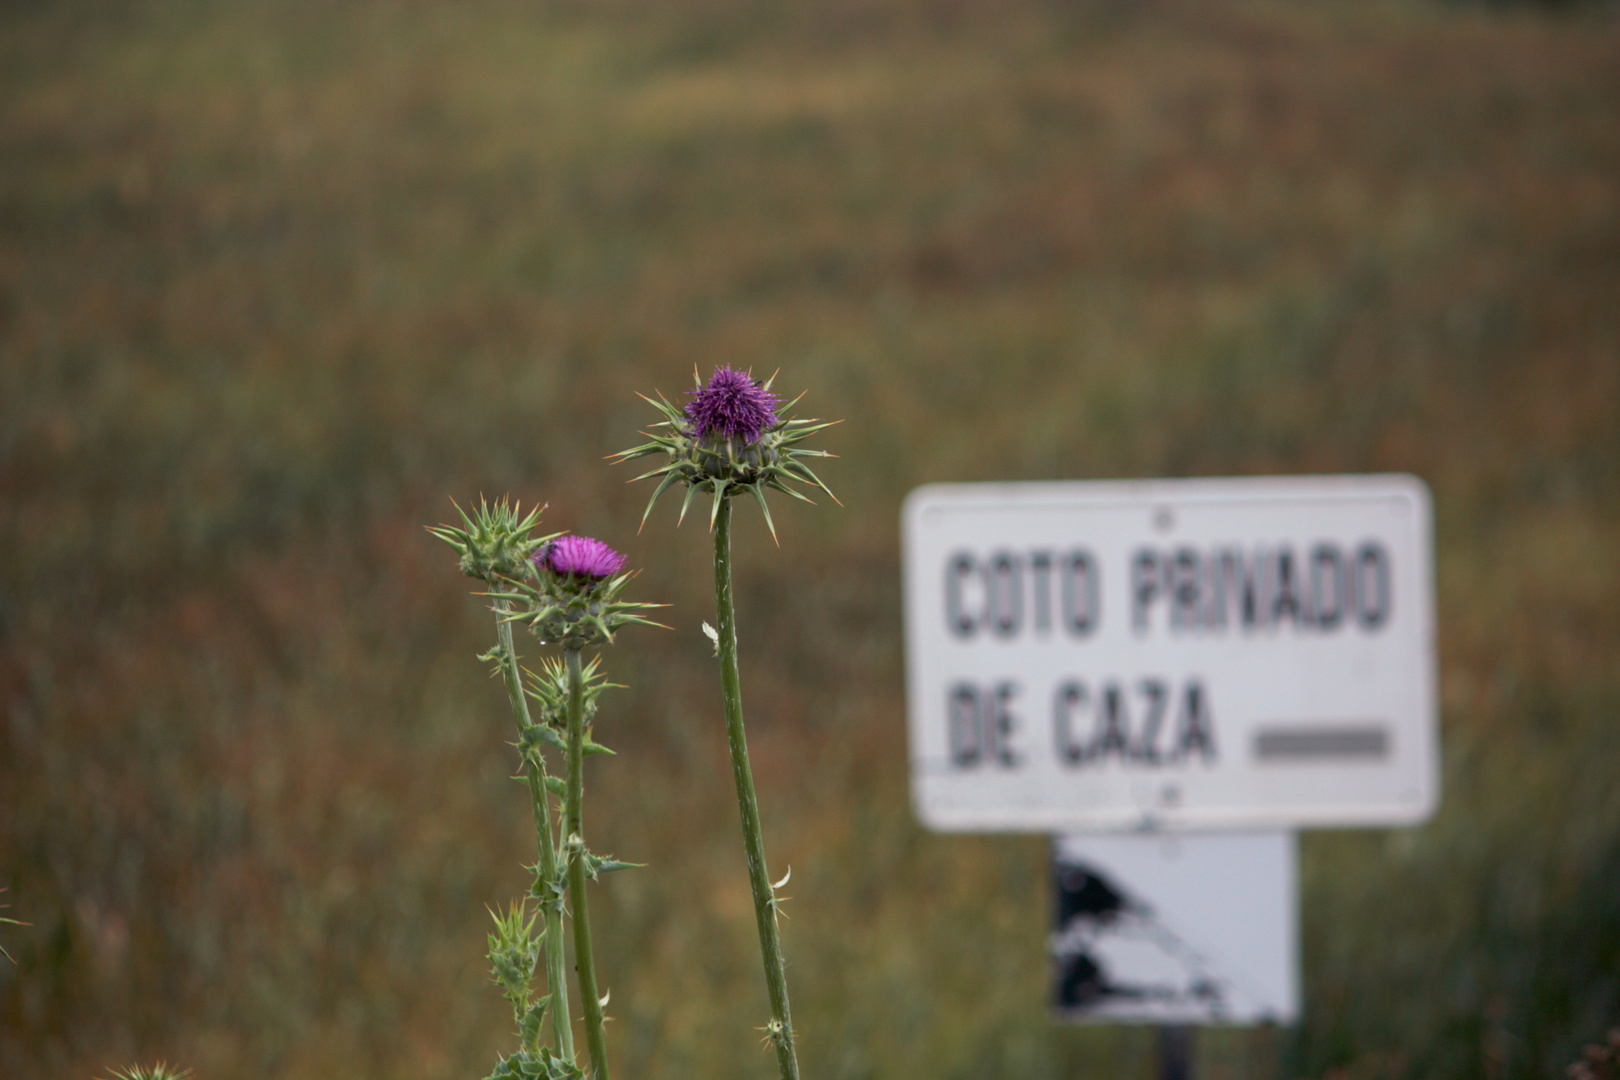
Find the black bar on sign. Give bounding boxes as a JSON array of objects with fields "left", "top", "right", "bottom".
[{"left": 1253, "top": 725, "right": 1389, "bottom": 761}]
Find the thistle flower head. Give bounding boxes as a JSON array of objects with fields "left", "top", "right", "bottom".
[
  {"left": 537, "top": 536, "right": 627, "bottom": 581},
  {"left": 684, "top": 366, "right": 779, "bottom": 444},
  {"left": 494, "top": 533, "right": 667, "bottom": 650},
  {"left": 612, "top": 367, "right": 839, "bottom": 542}
]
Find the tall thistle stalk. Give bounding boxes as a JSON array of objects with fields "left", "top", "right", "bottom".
[
  {"left": 525, "top": 651, "right": 628, "bottom": 1080},
  {"left": 712, "top": 496, "right": 798, "bottom": 1079},
  {"left": 432, "top": 504, "right": 662, "bottom": 1080},
  {"left": 492, "top": 596, "right": 574, "bottom": 1063},
  {"left": 562, "top": 647, "right": 609, "bottom": 1080},
  {"left": 615, "top": 366, "right": 837, "bottom": 1080}
]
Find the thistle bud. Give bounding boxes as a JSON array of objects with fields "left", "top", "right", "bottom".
[
  {"left": 524, "top": 655, "right": 615, "bottom": 739},
  {"left": 427, "top": 498, "right": 554, "bottom": 584}
]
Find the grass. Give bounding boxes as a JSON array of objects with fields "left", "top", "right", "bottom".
[{"left": 1, "top": 0, "right": 1617, "bottom": 1077}]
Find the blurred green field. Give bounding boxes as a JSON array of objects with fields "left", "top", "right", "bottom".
[{"left": 2, "top": 0, "right": 1618, "bottom": 1077}]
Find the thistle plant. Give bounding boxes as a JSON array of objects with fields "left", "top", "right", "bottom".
[
  {"left": 431, "top": 499, "right": 575, "bottom": 1076},
  {"left": 431, "top": 501, "right": 662, "bottom": 1080},
  {"left": 614, "top": 366, "right": 838, "bottom": 1080}
]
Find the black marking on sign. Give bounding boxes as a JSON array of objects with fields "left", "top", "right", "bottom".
[{"left": 1252, "top": 724, "right": 1389, "bottom": 761}]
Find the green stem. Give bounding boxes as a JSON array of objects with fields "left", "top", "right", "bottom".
[
  {"left": 493, "top": 597, "right": 574, "bottom": 1063},
  {"left": 565, "top": 647, "right": 611, "bottom": 1080},
  {"left": 712, "top": 498, "right": 801, "bottom": 1080}
]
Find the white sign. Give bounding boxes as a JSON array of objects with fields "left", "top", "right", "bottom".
[
  {"left": 1053, "top": 831, "right": 1299, "bottom": 1025},
  {"left": 902, "top": 475, "right": 1438, "bottom": 831}
]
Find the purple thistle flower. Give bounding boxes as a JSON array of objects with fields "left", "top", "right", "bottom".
[
  {"left": 684, "top": 366, "right": 779, "bottom": 444},
  {"left": 538, "top": 535, "right": 626, "bottom": 580}
]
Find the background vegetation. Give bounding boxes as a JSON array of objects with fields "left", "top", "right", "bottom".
[{"left": 2, "top": 0, "right": 1617, "bottom": 1077}]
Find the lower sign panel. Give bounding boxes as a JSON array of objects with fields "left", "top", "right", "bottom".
[{"left": 1052, "top": 831, "right": 1299, "bottom": 1026}]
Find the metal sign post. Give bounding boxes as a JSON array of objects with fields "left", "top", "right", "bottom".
[{"left": 1158, "top": 1026, "right": 1193, "bottom": 1080}]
